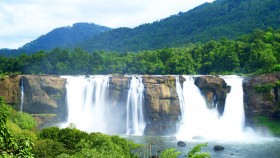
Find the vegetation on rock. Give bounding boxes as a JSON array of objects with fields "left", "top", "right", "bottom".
[{"left": 254, "top": 116, "right": 280, "bottom": 135}]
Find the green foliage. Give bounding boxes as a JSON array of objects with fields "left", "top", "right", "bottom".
[
  {"left": 0, "top": 72, "right": 8, "bottom": 80},
  {"left": 0, "top": 99, "right": 34, "bottom": 158},
  {"left": 0, "top": 28, "right": 279, "bottom": 75},
  {"left": 276, "top": 80, "right": 280, "bottom": 87},
  {"left": 0, "top": 102, "right": 37, "bottom": 130},
  {"left": 57, "top": 128, "right": 89, "bottom": 150},
  {"left": 10, "top": 112, "right": 37, "bottom": 130},
  {"left": 39, "top": 126, "right": 60, "bottom": 140},
  {"left": 35, "top": 127, "right": 142, "bottom": 158},
  {"left": 254, "top": 83, "right": 275, "bottom": 93},
  {"left": 160, "top": 148, "right": 181, "bottom": 158},
  {"left": 187, "top": 143, "right": 210, "bottom": 158},
  {"left": 33, "top": 139, "right": 67, "bottom": 158},
  {"left": 255, "top": 116, "right": 280, "bottom": 135}
]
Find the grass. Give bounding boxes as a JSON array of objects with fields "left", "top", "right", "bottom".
[{"left": 255, "top": 116, "right": 280, "bottom": 135}]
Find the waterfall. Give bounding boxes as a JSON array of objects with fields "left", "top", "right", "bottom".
[
  {"left": 221, "top": 76, "right": 245, "bottom": 136},
  {"left": 126, "top": 76, "right": 145, "bottom": 135},
  {"left": 20, "top": 78, "right": 24, "bottom": 112},
  {"left": 176, "top": 75, "right": 248, "bottom": 141},
  {"left": 63, "top": 75, "right": 109, "bottom": 133}
]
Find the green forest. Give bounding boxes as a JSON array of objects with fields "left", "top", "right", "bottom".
[{"left": 0, "top": 28, "right": 279, "bottom": 76}]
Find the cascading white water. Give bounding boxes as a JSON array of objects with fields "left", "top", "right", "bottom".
[
  {"left": 126, "top": 76, "right": 145, "bottom": 135},
  {"left": 176, "top": 75, "right": 254, "bottom": 141},
  {"left": 63, "top": 75, "right": 109, "bottom": 133},
  {"left": 20, "top": 78, "right": 24, "bottom": 112},
  {"left": 221, "top": 76, "right": 245, "bottom": 137}
]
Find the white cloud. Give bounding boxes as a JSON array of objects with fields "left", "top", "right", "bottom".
[{"left": 0, "top": 0, "right": 214, "bottom": 49}]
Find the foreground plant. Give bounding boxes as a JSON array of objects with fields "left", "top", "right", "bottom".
[
  {"left": 0, "top": 98, "right": 34, "bottom": 157},
  {"left": 160, "top": 143, "right": 210, "bottom": 158}
]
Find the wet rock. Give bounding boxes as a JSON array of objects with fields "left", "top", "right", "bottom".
[
  {"left": 194, "top": 76, "right": 230, "bottom": 116},
  {"left": 214, "top": 145, "right": 224, "bottom": 151},
  {"left": 149, "top": 155, "right": 159, "bottom": 158},
  {"left": 177, "top": 141, "right": 186, "bottom": 147}
]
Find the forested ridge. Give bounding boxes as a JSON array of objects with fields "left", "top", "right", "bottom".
[
  {"left": 0, "top": 28, "right": 279, "bottom": 76},
  {"left": 64, "top": 0, "right": 280, "bottom": 52},
  {"left": 1, "top": 0, "right": 280, "bottom": 56}
]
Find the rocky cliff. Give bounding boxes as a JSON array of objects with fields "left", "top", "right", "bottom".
[
  {"left": 142, "top": 75, "right": 181, "bottom": 135},
  {"left": 21, "top": 75, "right": 67, "bottom": 116},
  {"left": 107, "top": 75, "right": 182, "bottom": 135},
  {"left": 4, "top": 74, "right": 272, "bottom": 135},
  {"left": 243, "top": 72, "right": 280, "bottom": 125},
  {"left": 0, "top": 75, "right": 21, "bottom": 104},
  {"left": 0, "top": 75, "right": 67, "bottom": 118}
]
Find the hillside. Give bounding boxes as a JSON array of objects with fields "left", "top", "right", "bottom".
[
  {"left": 78, "top": 0, "right": 280, "bottom": 52},
  {"left": 1, "top": 0, "right": 280, "bottom": 56},
  {"left": 19, "top": 23, "right": 112, "bottom": 54}
]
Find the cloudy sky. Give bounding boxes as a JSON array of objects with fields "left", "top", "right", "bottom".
[{"left": 0, "top": 0, "right": 214, "bottom": 49}]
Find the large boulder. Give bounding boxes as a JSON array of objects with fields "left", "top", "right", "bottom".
[
  {"left": 142, "top": 75, "right": 181, "bottom": 135},
  {"left": 194, "top": 76, "right": 231, "bottom": 116},
  {"left": 243, "top": 72, "right": 280, "bottom": 125}
]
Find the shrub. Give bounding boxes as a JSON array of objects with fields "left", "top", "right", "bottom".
[
  {"left": 160, "top": 148, "right": 181, "bottom": 158},
  {"left": 254, "top": 83, "right": 275, "bottom": 93},
  {"left": 39, "top": 126, "right": 60, "bottom": 140},
  {"left": 0, "top": 109, "right": 34, "bottom": 158},
  {"left": 57, "top": 128, "right": 89, "bottom": 150},
  {"left": 33, "top": 139, "right": 67, "bottom": 158},
  {"left": 187, "top": 143, "right": 210, "bottom": 158}
]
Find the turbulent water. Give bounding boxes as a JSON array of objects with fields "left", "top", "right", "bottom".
[
  {"left": 176, "top": 75, "right": 266, "bottom": 141},
  {"left": 61, "top": 75, "right": 272, "bottom": 141},
  {"left": 63, "top": 75, "right": 110, "bottom": 133},
  {"left": 62, "top": 75, "right": 145, "bottom": 135}
]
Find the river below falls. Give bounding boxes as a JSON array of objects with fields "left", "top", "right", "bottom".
[{"left": 125, "top": 136, "right": 280, "bottom": 158}]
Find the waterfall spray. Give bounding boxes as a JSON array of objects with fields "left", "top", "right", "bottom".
[
  {"left": 63, "top": 75, "right": 110, "bottom": 133},
  {"left": 176, "top": 75, "right": 254, "bottom": 141}
]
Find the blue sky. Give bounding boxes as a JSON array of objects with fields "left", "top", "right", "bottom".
[{"left": 0, "top": 0, "right": 214, "bottom": 49}]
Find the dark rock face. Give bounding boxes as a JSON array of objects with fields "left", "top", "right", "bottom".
[
  {"left": 142, "top": 75, "right": 181, "bottom": 135},
  {"left": 243, "top": 72, "right": 280, "bottom": 125},
  {"left": 194, "top": 76, "right": 231, "bottom": 116}
]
